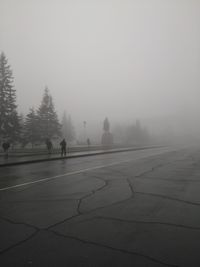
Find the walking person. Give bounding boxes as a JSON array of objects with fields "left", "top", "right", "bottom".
[
  {"left": 2, "top": 141, "right": 10, "bottom": 158},
  {"left": 60, "top": 138, "right": 67, "bottom": 156},
  {"left": 87, "top": 138, "right": 91, "bottom": 150},
  {"left": 45, "top": 138, "right": 53, "bottom": 154}
]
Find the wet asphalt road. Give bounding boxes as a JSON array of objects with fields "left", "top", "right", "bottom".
[
  {"left": 1, "top": 146, "right": 200, "bottom": 267},
  {"left": 0, "top": 147, "right": 171, "bottom": 190}
]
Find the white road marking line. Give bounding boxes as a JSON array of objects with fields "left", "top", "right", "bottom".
[
  {"left": 0, "top": 148, "right": 173, "bottom": 192},
  {"left": 0, "top": 158, "right": 135, "bottom": 192}
]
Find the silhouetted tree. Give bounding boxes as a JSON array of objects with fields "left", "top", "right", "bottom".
[
  {"left": 126, "top": 119, "right": 150, "bottom": 145},
  {"left": 61, "top": 111, "right": 76, "bottom": 143},
  {"left": 112, "top": 123, "right": 126, "bottom": 144},
  {"left": 37, "top": 87, "right": 61, "bottom": 141},
  {"left": 23, "top": 108, "right": 40, "bottom": 147},
  {"left": 18, "top": 113, "right": 26, "bottom": 146},
  {"left": 103, "top": 117, "right": 110, "bottom": 132},
  {"left": 0, "top": 52, "right": 20, "bottom": 143}
]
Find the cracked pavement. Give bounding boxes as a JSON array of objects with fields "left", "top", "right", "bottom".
[{"left": 0, "top": 147, "right": 200, "bottom": 266}]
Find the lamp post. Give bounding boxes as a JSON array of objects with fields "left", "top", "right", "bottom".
[{"left": 83, "top": 121, "right": 87, "bottom": 144}]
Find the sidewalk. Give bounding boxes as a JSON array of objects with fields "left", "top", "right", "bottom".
[{"left": 0, "top": 146, "right": 160, "bottom": 167}]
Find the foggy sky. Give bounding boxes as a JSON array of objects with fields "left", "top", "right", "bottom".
[{"left": 1, "top": 0, "right": 200, "bottom": 135}]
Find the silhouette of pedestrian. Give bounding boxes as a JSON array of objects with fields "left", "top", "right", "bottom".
[
  {"left": 2, "top": 141, "right": 10, "bottom": 158},
  {"left": 87, "top": 138, "right": 91, "bottom": 150},
  {"left": 60, "top": 139, "right": 67, "bottom": 156},
  {"left": 45, "top": 138, "right": 53, "bottom": 154}
]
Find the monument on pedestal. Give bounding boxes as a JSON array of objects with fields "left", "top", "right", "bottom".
[{"left": 101, "top": 117, "right": 113, "bottom": 147}]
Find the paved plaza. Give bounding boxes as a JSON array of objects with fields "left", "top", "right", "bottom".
[{"left": 0, "top": 147, "right": 200, "bottom": 266}]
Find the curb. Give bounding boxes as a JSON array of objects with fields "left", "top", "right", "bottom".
[{"left": 0, "top": 146, "right": 163, "bottom": 167}]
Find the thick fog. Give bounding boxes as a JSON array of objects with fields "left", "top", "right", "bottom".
[{"left": 1, "top": 0, "right": 200, "bottom": 143}]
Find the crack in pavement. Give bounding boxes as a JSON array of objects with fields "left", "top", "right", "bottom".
[
  {"left": 48, "top": 188, "right": 200, "bottom": 232},
  {"left": 105, "top": 163, "right": 166, "bottom": 183},
  {"left": 48, "top": 196, "right": 136, "bottom": 231},
  {"left": 76, "top": 173, "right": 134, "bottom": 216},
  {"left": 76, "top": 173, "right": 112, "bottom": 215},
  {"left": 134, "top": 164, "right": 166, "bottom": 178},
  {"left": 90, "top": 215, "right": 200, "bottom": 231},
  {"left": 135, "top": 191, "right": 200, "bottom": 206},
  {"left": 45, "top": 171, "right": 138, "bottom": 231},
  {"left": 0, "top": 215, "right": 39, "bottom": 231},
  {"left": 46, "top": 174, "right": 109, "bottom": 230},
  {"left": 134, "top": 176, "right": 200, "bottom": 183},
  {"left": 0, "top": 197, "right": 82, "bottom": 203},
  {"left": 57, "top": 213, "right": 200, "bottom": 232},
  {"left": 0, "top": 230, "right": 39, "bottom": 255},
  {"left": 105, "top": 163, "right": 200, "bottom": 207},
  {"left": 126, "top": 178, "right": 135, "bottom": 196},
  {"left": 46, "top": 176, "right": 135, "bottom": 231},
  {"left": 48, "top": 229, "right": 180, "bottom": 267},
  {"left": 0, "top": 174, "right": 107, "bottom": 256},
  {"left": 0, "top": 216, "right": 40, "bottom": 255}
]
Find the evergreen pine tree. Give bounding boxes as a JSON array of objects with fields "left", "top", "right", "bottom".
[
  {"left": 23, "top": 108, "right": 40, "bottom": 147},
  {"left": 37, "top": 87, "right": 61, "bottom": 141},
  {"left": 18, "top": 113, "right": 25, "bottom": 146},
  {"left": 0, "top": 52, "right": 20, "bottom": 143}
]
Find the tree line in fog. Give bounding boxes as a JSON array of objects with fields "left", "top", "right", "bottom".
[
  {"left": 0, "top": 52, "right": 75, "bottom": 147},
  {"left": 0, "top": 52, "right": 151, "bottom": 147}
]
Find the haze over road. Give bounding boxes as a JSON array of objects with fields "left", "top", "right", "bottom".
[{"left": 1, "top": 147, "right": 200, "bottom": 266}]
